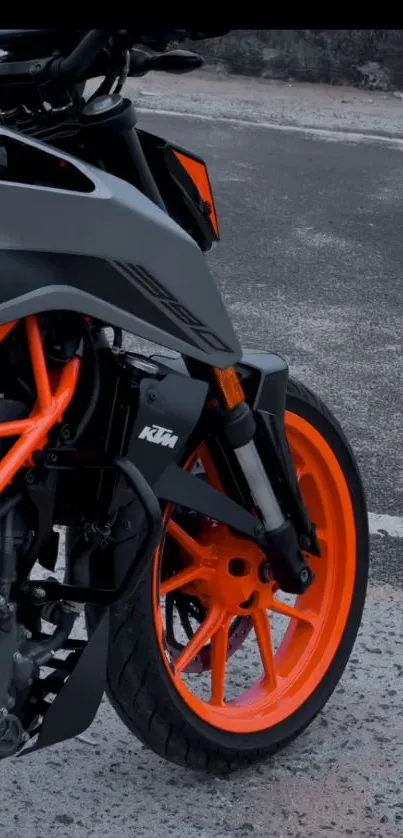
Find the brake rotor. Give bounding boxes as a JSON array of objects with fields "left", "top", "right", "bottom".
[{"left": 165, "top": 592, "right": 253, "bottom": 673}]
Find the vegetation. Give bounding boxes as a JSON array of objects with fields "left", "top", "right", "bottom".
[{"left": 183, "top": 30, "right": 403, "bottom": 89}]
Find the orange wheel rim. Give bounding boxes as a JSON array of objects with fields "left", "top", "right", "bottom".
[{"left": 153, "top": 411, "right": 357, "bottom": 733}]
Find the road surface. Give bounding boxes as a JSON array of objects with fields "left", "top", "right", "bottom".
[{"left": 1, "top": 74, "right": 403, "bottom": 838}]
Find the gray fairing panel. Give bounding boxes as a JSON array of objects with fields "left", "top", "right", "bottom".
[{"left": 0, "top": 127, "right": 241, "bottom": 367}]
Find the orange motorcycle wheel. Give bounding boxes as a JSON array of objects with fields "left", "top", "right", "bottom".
[{"left": 100, "top": 379, "right": 369, "bottom": 771}]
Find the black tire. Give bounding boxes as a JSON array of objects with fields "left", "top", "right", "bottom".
[{"left": 85, "top": 379, "right": 369, "bottom": 772}]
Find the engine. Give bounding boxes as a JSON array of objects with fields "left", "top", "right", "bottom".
[{"left": 0, "top": 319, "right": 165, "bottom": 756}]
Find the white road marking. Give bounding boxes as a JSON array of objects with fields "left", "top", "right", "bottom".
[
  {"left": 369, "top": 512, "right": 403, "bottom": 537},
  {"left": 137, "top": 106, "right": 403, "bottom": 150}
]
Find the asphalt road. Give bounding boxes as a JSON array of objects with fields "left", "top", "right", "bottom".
[
  {"left": 132, "top": 108, "right": 403, "bottom": 589},
  {"left": 1, "top": 79, "right": 403, "bottom": 838}
]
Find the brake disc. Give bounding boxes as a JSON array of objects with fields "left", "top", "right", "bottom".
[{"left": 165, "top": 592, "right": 253, "bottom": 674}]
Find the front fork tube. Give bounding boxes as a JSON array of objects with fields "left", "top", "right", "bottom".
[
  {"left": 220, "top": 399, "right": 315, "bottom": 595},
  {"left": 234, "top": 439, "right": 285, "bottom": 531},
  {"left": 211, "top": 367, "right": 285, "bottom": 531}
]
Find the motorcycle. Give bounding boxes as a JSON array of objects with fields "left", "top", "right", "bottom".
[{"left": 0, "top": 29, "right": 369, "bottom": 771}]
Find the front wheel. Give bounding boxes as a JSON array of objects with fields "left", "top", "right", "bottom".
[{"left": 102, "top": 378, "right": 369, "bottom": 771}]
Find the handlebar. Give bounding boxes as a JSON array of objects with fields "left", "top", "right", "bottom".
[
  {"left": 52, "top": 36, "right": 204, "bottom": 85},
  {"left": 0, "top": 29, "right": 228, "bottom": 96},
  {"left": 53, "top": 28, "right": 226, "bottom": 84},
  {"left": 55, "top": 29, "right": 113, "bottom": 83}
]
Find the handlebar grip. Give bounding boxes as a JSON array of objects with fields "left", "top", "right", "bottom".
[{"left": 57, "top": 29, "right": 113, "bottom": 82}]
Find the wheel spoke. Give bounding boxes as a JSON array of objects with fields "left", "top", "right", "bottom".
[
  {"left": 252, "top": 609, "right": 277, "bottom": 687},
  {"left": 270, "top": 598, "right": 315, "bottom": 626},
  {"left": 210, "top": 617, "right": 231, "bottom": 705},
  {"left": 167, "top": 520, "right": 210, "bottom": 564},
  {"left": 175, "top": 604, "right": 226, "bottom": 675},
  {"left": 160, "top": 566, "right": 207, "bottom": 597}
]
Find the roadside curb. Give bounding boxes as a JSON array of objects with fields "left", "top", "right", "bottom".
[{"left": 137, "top": 105, "right": 403, "bottom": 149}]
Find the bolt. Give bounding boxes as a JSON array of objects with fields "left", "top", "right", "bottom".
[
  {"left": 13, "top": 652, "right": 23, "bottom": 664},
  {"left": 22, "top": 732, "right": 30, "bottom": 743},
  {"left": 0, "top": 707, "right": 8, "bottom": 718},
  {"left": 254, "top": 523, "right": 265, "bottom": 538},
  {"left": 25, "top": 470, "right": 36, "bottom": 486},
  {"left": 60, "top": 425, "right": 71, "bottom": 441},
  {"left": 47, "top": 452, "right": 58, "bottom": 464},
  {"left": 33, "top": 587, "right": 46, "bottom": 601},
  {"left": 147, "top": 388, "right": 157, "bottom": 403},
  {"left": 0, "top": 595, "right": 5, "bottom": 608},
  {"left": 299, "top": 567, "right": 310, "bottom": 584}
]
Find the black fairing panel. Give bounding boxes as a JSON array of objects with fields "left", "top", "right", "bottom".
[
  {"left": 125, "top": 373, "right": 209, "bottom": 486},
  {"left": 0, "top": 127, "right": 241, "bottom": 367},
  {"left": 0, "top": 251, "right": 222, "bottom": 352}
]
